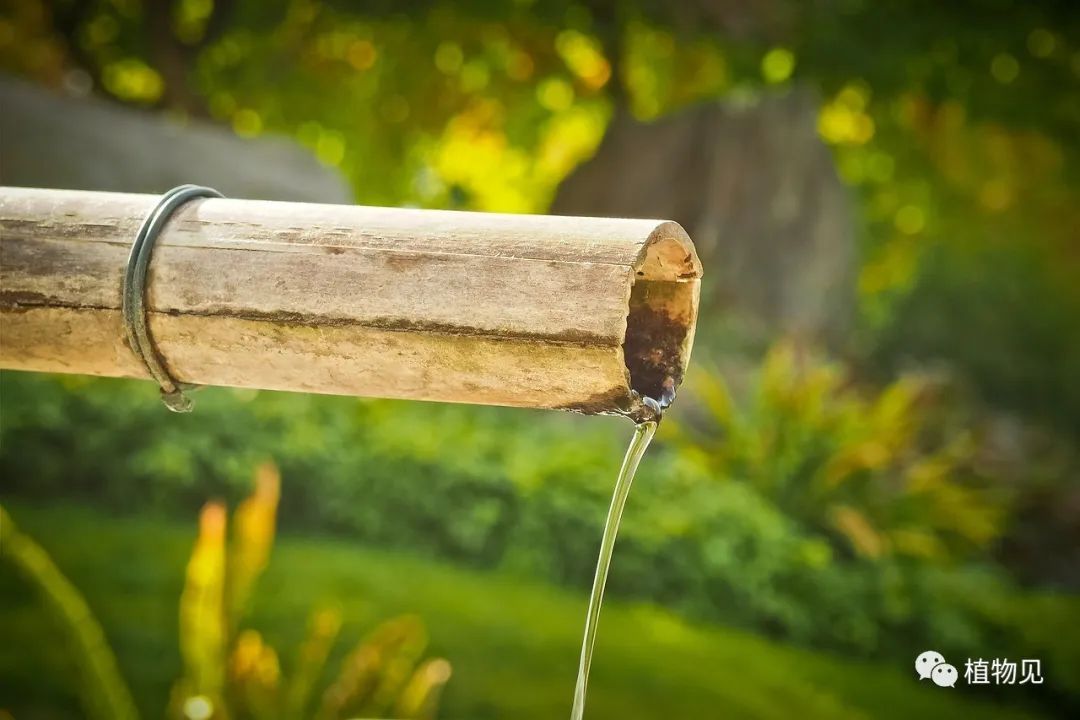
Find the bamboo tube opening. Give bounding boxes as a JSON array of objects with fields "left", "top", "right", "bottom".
[{"left": 620, "top": 222, "right": 701, "bottom": 418}]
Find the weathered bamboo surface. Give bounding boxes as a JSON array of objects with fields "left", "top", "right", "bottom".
[{"left": 0, "top": 187, "right": 701, "bottom": 419}]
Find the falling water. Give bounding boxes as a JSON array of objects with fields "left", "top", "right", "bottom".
[{"left": 570, "top": 406, "right": 660, "bottom": 720}]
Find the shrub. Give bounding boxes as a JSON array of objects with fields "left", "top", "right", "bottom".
[
  {"left": 668, "top": 341, "right": 1007, "bottom": 564},
  {"left": 0, "top": 465, "right": 451, "bottom": 720},
  {"left": 0, "top": 359, "right": 1055, "bottom": 667}
]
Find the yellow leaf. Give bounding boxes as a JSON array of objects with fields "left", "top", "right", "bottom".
[
  {"left": 229, "top": 463, "right": 280, "bottom": 629},
  {"left": 179, "top": 502, "right": 228, "bottom": 710},
  {"left": 285, "top": 607, "right": 343, "bottom": 718},
  {"left": 830, "top": 504, "right": 886, "bottom": 558},
  {"left": 393, "top": 658, "right": 453, "bottom": 720},
  {"left": 229, "top": 630, "right": 280, "bottom": 720},
  {"left": 890, "top": 528, "right": 946, "bottom": 560},
  {"left": 319, "top": 615, "right": 427, "bottom": 719}
]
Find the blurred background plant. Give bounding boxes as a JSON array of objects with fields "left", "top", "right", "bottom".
[
  {"left": 0, "top": 466, "right": 451, "bottom": 720},
  {"left": 1, "top": 0, "right": 1078, "bottom": 717},
  {"left": 0, "top": 505, "right": 139, "bottom": 720},
  {"left": 671, "top": 342, "right": 1003, "bottom": 566}
]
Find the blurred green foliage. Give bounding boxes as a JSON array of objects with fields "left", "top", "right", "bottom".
[
  {"left": 168, "top": 463, "right": 451, "bottom": 720},
  {"left": 0, "top": 505, "right": 139, "bottom": 720},
  {"left": 0, "top": 502, "right": 1047, "bottom": 720},
  {"left": 670, "top": 343, "right": 1003, "bottom": 565},
  {"left": 4, "top": 366, "right": 1078, "bottom": 711},
  {"left": 0, "top": 470, "right": 451, "bottom": 720}
]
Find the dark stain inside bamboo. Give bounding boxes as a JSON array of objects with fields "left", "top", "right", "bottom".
[{"left": 623, "top": 278, "right": 694, "bottom": 411}]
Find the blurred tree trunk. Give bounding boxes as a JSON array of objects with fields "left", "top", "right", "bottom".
[
  {"left": 44, "top": 0, "right": 237, "bottom": 116},
  {"left": 145, "top": 0, "right": 205, "bottom": 116},
  {"left": 553, "top": 87, "right": 855, "bottom": 348}
]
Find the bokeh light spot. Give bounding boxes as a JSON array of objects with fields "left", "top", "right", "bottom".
[
  {"left": 556, "top": 29, "right": 611, "bottom": 90},
  {"left": 102, "top": 58, "right": 163, "bottom": 103},
  {"left": 84, "top": 14, "right": 119, "bottom": 47},
  {"left": 1026, "top": 29, "right": 1055, "bottom": 58},
  {"left": 894, "top": 205, "right": 925, "bottom": 235},
  {"left": 990, "top": 53, "right": 1019, "bottom": 84},
  {"left": 232, "top": 109, "right": 262, "bottom": 137},
  {"left": 864, "top": 153, "right": 893, "bottom": 183},
  {"left": 506, "top": 49, "right": 535, "bottom": 81},
  {"left": 460, "top": 60, "right": 491, "bottom": 92},
  {"left": 347, "top": 39, "right": 377, "bottom": 71},
  {"left": 537, "top": 77, "right": 574, "bottom": 111},
  {"left": 183, "top": 695, "right": 213, "bottom": 720},
  {"left": 761, "top": 48, "right": 796, "bottom": 84},
  {"left": 818, "top": 84, "right": 875, "bottom": 145},
  {"left": 435, "top": 42, "right": 464, "bottom": 75},
  {"left": 316, "top": 131, "right": 346, "bottom": 166}
]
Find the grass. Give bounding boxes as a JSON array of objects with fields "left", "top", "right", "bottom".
[{"left": 0, "top": 501, "right": 1041, "bottom": 720}]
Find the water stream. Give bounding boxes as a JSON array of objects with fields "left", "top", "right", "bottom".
[{"left": 570, "top": 413, "right": 660, "bottom": 720}]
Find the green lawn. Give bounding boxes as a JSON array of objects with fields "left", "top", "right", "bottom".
[{"left": 0, "top": 502, "right": 1039, "bottom": 720}]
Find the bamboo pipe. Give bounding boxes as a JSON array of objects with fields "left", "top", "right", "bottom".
[{"left": 0, "top": 187, "right": 701, "bottom": 420}]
